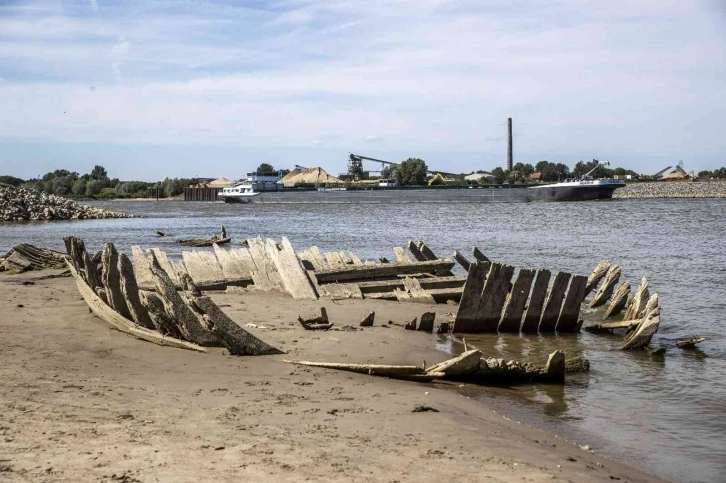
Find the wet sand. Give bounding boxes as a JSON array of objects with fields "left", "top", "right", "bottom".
[{"left": 0, "top": 270, "right": 665, "bottom": 482}]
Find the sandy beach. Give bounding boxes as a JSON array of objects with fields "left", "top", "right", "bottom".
[{"left": 0, "top": 270, "right": 665, "bottom": 482}]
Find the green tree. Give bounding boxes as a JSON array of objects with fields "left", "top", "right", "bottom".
[
  {"left": 90, "top": 165, "right": 108, "bottom": 180},
  {"left": 491, "top": 167, "right": 506, "bottom": 184},
  {"left": 380, "top": 165, "right": 395, "bottom": 179},
  {"left": 256, "top": 163, "right": 275, "bottom": 174},
  {"left": 85, "top": 179, "right": 104, "bottom": 197},
  {"left": 394, "top": 158, "right": 428, "bottom": 185},
  {"left": 0, "top": 175, "right": 25, "bottom": 186},
  {"left": 72, "top": 178, "right": 87, "bottom": 195}
]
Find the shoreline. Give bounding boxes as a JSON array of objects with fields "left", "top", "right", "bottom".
[
  {"left": 613, "top": 180, "right": 726, "bottom": 199},
  {"left": 0, "top": 270, "right": 666, "bottom": 482}
]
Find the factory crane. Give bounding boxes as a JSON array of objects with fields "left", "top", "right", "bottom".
[
  {"left": 651, "top": 166, "right": 672, "bottom": 179},
  {"left": 578, "top": 159, "right": 610, "bottom": 180},
  {"left": 348, "top": 153, "right": 461, "bottom": 179}
]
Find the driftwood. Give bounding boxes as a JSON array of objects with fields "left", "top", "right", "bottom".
[
  {"left": 676, "top": 336, "right": 706, "bottom": 349},
  {"left": 585, "top": 318, "right": 642, "bottom": 332},
  {"left": 426, "top": 350, "right": 481, "bottom": 376},
  {"left": 360, "top": 311, "right": 375, "bottom": 327},
  {"left": 584, "top": 260, "right": 610, "bottom": 296},
  {"left": 589, "top": 265, "right": 621, "bottom": 308},
  {"left": 603, "top": 281, "right": 631, "bottom": 318},
  {"left": 315, "top": 259, "right": 456, "bottom": 283},
  {"left": 177, "top": 237, "right": 231, "bottom": 247},
  {"left": 621, "top": 309, "right": 661, "bottom": 350},
  {"left": 285, "top": 360, "right": 425, "bottom": 377}
]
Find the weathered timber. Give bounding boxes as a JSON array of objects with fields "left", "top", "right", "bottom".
[
  {"left": 453, "top": 261, "right": 490, "bottom": 333},
  {"left": 284, "top": 360, "right": 425, "bottom": 378},
  {"left": 314, "top": 259, "right": 455, "bottom": 283},
  {"left": 643, "top": 293, "right": 659, "bottom": 315},
  {"left": 417, "top": 312, "right": 436, "bottom": 332},
  {"left": 676, "top": 336, "right": 706, "bottom": 349},
  {"left": 585, "top": 318, "right": 642, "bottom": 332},
  {"left": 82, "top": 248, "right": 102, "bottom": 292},
  {"left": 588, "top": 265, "right": 621, "bottom": 308},
  {"left": 474, "top": 263, "right": 514, "bottom": 333},
  {"left": 539, "top": 272, "right": 572, "bottom": 332},
  {"left": 379, "top": 257, "right": 390, "bottom": 264},
  {"left": 324, "top": 251, "right": 346, "bottom": 268},
  {"left": 393, "top": 247, "right": 413, "bottom": 263},
  {"left": 453, "top": 250, "right": 471, "bottom": 272},
  {"left": 404, "top": 317, "right": 417, "bottom": 330},
  {"left": 621, "top": 309, "right": 661, "bottom": 350},
  {"left": 498, "top": 268, "right": 535, "bottom": 333},
  {"left": 474, "top": 350, "right": 565, "bottom": 384},
  {"left": 565, "top": 356, "right": 590, "bottom": 373},
  {"left": 154, "top": 230, "right": 170, "bottom": 237},
  {"left": 308, "top": 246, "right": 328, "bottom": 270},
  {"left": 395, "top": 277, "right": 436, "bottom": 304},
  {"left": 349, "top": 252, "right": 363, "bottom": 266},
  {"left": 140, "top": 291, "right": 183, "bottom": 338},
  {"left": 357, "top": 276, "right": 466, "bottom": 294},
  {"left": 95, "top": 287, "right": 108, "bottom": 304},
  {"left": 118, "top": 253, "right": 155, "bottom": 329},
  {"left": 521, "top": 269, "right": 552, "bottom": 333},
  {"left": 427, "top": 287, "right": 464, "bottom": 304},
  {"left": 584, "top": 260, "right": 610, "bottom": 296},
  {"left": 2, "top": 244, "right": 67, "bottom": 271},
  {"left": 177, "top": 237, "right": 231, "bottom": 247},
  {"left": 324, "top": 283, "right": 363, "bottom": 299},
  {"left": 247, "top": 238, "right": 281, "bottom": 291},
  {"left": 181, "top": 275, "right": 283, "bottom": 355},
  {"left": 229, "top": 248, "right": 258, "bottom": 277},
  {"left": 298, "top": 308, "right": 333, "bottom": 331},
  {"left": 68, "top": 262, "right": 206, "bottom": 352},
  {"left": 437, "top": 321, "right": 451, "bottom": 334},
  {"left": 419, "top": 242, "right": 454, "bottom": 276},
  {"left": 2, "top": 251, "right": 33, "bottom": 272},
  {"left": 131, "top": 245, "right": 155, "bottom": 290},
  {"left": 100, "top": 243, "right": 132, "bottom": 319},
  {"left": 360, "top": 311, "right": 375, "bottom": 327},
  {"left": 471, "top": 247, "right": 489, "bottom": 263},
  {"left": 338, "top": 251, "right": 353, "bottom": 265},
  {"left": 182, "top": 250, "right": 226, "bottom": 287},
  {"left": 148, "top": 248, "right": 179, "bottom": 286},
  {"left": 556, "top": 274, "right": 588, "bottom": 332},
  {"left": 148, "top": 252, "right": 220, "bottom": 347},
  {"left": 603, "top": 282, "right": 631, "bottom": 318},
  {"left": 264, "top": 238, "right": 317, "bottom": 300},
  {"left": 407, "top": 240, "right": 428, "bottom": 262},
  {"left": 426, "top": 350, "right": 481, "bottom": 377},
  {"left": 213, "top": 243, "right": 247, "bottom": 280},
  {"left": 623, "top": 277, "right": 649, "bottom": 320}
]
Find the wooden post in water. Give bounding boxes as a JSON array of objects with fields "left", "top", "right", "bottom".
[
  {"left": 521, "top": 269, "right": 551, "bottom": 333},
  {"left": 539, "top": 272, "right": 571, "bottom": 332}
]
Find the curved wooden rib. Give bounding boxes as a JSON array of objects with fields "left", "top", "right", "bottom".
[{"left": 68, "top": 262, "right": 207, "bottom": 353}]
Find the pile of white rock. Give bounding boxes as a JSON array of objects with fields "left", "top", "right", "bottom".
[
  {"left": 0, "top": 185, "right": 133, "bottom": 221},
  {"left": 613, "top": 180, "right": 726, "bottom": 199}
]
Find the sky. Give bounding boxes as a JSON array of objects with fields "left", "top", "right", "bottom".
[{"left": 0, "top": 0, "right": 725, "bottom": 181}]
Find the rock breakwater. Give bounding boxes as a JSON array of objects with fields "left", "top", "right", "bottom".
[
  {"left": 0, "top": 185, "right": 133, "bottom": 221},
  {"left": 613, "top": 180, "right": 726, "bottom": 199}
]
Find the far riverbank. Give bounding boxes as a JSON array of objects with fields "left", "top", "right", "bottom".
[{"left": 613, "top": 180, "right": 726, "bottom": 199}]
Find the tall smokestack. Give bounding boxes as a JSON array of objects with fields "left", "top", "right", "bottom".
[{"left": 507, "top": 117, "right": 513, "bottom": 171}]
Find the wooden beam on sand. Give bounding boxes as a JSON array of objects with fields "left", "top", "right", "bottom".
[
  {"left": 131, "top": 246, "right": 155, "bottom": 290},
  {"left": 539, "top": 272, "right": 572, "bottom": 332},
  {"left": 118, "top": 253, "right": 156, "bottom": 330},
  {"left": 265, "top": 237, "right": 318, "bottom": 300},
  {"left": 213, "top": 243, "right": 247, "bottom": 280},
  {"left": 417, "top": 312, "right": 436, "bottom": 332},
  {"left": 357, "top": 276, "right": 466, "bottom": 294},
  {"left": 324, "top": 283, "right": 363, "bottom": 299},
  {"left": 395, "top": 277, "right": 436, "bottom": 304},
  {"left": 521, "top": 269, "right": 551, "bottom": 333},
  {"left": 498, "top": 268, "right": 535, "bottom": 333},
  {"left": 453, "top": 261, "right": 490, "bottom": 333},
  {"left": 101, "top": 243, "right": 132, "bottom": 320},
  {"left": 393, "top": 247, "right": 413, "bottom": 263},
  {"left": 474, "top": 263, "right": 514, "bottom": 333},
  {"left": 247, "top": 237, "right": 282, "bottom": 291},
  {"left": 314, "top": 258, "right": 455, "bottom": 283},
  {"left": 148, "top": 248, "right": 178, "bottom": 286},
  {"left": 556, "top": 274, "right": 588, "bottom": 332}
]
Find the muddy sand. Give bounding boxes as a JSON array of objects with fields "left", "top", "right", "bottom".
[{"left": 0, "top": 270, "right": 665, "bottom": 482}]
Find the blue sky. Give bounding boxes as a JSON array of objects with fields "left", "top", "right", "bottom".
[{"left": 0, "top": 0, "right": 724, "bottom": 181}]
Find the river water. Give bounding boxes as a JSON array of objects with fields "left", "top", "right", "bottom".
[{"left": 1, "top": 198, "right": 724, "bottom": 483}]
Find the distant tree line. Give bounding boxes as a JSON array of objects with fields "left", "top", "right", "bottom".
[
  {"left": 13, "top": 165, "right": 192, "bottom": 199},
  {"left": 697, "top": 167, "right": 726, "bottom": 179}
]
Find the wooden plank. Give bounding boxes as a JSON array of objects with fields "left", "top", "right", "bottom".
[
  {"left": 452, "top": 261, "right": 490, "bottom": 333},
  {"left": 149, "top": 248, "right": 178, "bottom": 286},
  {"left": 418, "top": 243, "right": 438, "bottom": 261},
  {"left": 101, "top": 243, "right": 132, "bottom": 319},
  {"left": 247, "top": 237, "right": 280, "bottom": 291},
  {"left": 539, "top": 272, "right": 572, "bottom": 332},
  {"left": 229, "top": 248, "right": 257, "bottom": 277},
  {"left": 182, "top": 250, "right": 226, "bottom": 286},
  {"left": 407, "top": 240, "right": 428, "bottom": 262},
  {"left": 338, "top": 251, "right": 353, "bottom": 265},
  {"left": 521, "top": 269, "right": 551, "bottom": 333},
  {"left": 324, "top": 251, "right": 346, "bottom": 268},
  {"left": 118, "top": 253, "right": 156, "bottom": 330},
  {"left": 603, "top": 281, "right": 631, "bottom": 318},
  {"left": 357, "top": 276, "right": 466, "bottom": 294},
  {"left": 498, "top": 268, "right": 535, "bottom": 333},
  {"left": 623, "top": 277, "right": 649, "bottom": 320},
  {"left": 393, "top": 247, "right": 413, "bottom": 263},
  {"left": 131, "top": 245, "right": 155, "bottom": 290},
  {"left": 308, "top": 246, "right": 328, "bottom": 270},
  {"left": 472, "top": 247, "right": 489, "bottom": 262},
  {"left": 213, "top": 243, "right": 247, "bottom": 280},
  {"left": 474, "top": 263, "right": 514, "bottom": 333},
  {"left": 266, "top": 237, "right": 317, "bottom": 300},
  {"left": 394, "top": 277, "right": 436, "bottom": 304},
  {"left": 585, "top": 260, "right": 611, "bottom": 296},
  {"left": 315, "top": 259, "right": 456, "bottom": 283},
  {"left": 172, "top": 261, "right": 188, "bottom": 282},
  {"left": 453, "top": 250, "right": 471, "bottom": 272},
  {"left": 324, "top": 283, "right": 363, "bottom": 299},
  {"left": 556, "top": 274, "right": 588, "bottom": 332},
  {"left": 348, "top": 252, "right": 363, "bottom": 266}
]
